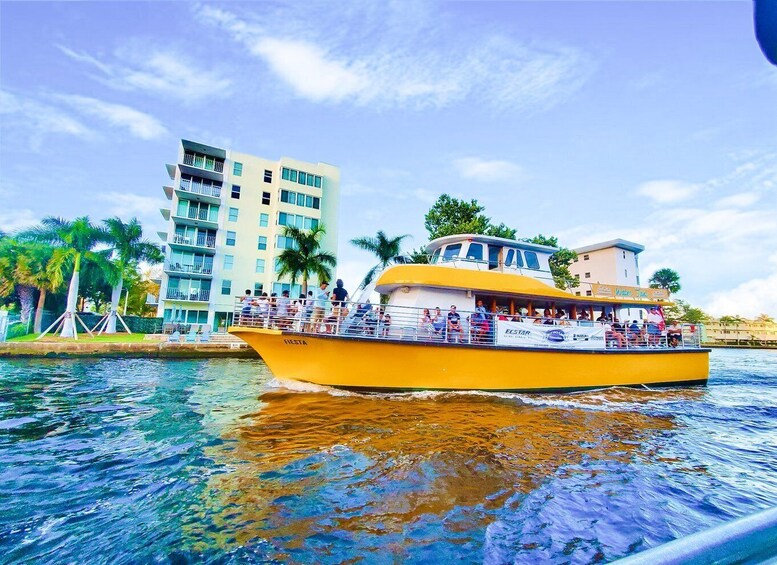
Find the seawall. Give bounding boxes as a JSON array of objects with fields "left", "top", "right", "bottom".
[{"left": 0, "top": 342, "right": 260, "bottom": 359}]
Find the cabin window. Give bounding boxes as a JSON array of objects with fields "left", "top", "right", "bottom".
[
  {"left": 442, "top": 244, "right": 462, "bottom": 261},
  {"left": 466, "top": 243, "right": 483, "bottom": 261},
  {"left": 488, "top": 245, "right": 501, "bottom": 270},
  {"left": 431, "top": 248, "right": 441, "bottom": 264},
  {"left": 524, "top": 251, "right": 540, "bottom": 270},
  {"left": 505, "top": 249, "right": 515, "bottom": 266},
  {"left": 514, "top": 250, "right": 524, "bottom": 268}
]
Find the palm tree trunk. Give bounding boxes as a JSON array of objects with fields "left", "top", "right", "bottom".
[
  {"left": 302, "top": 274, "right": 308, "bottom": 297},
  {"left": 106, "top": 276, "right": 123, "bottom": 334},
  {"left": 17, "top": 285, "right": 35, "bottom": 324},
  {"left": 34, "top": 288, "right": 47, "bottom": 334},
  {"left": 60, "top": 254, "right": 81, "bottom": 338}
]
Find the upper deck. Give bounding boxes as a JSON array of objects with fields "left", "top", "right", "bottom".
[{"left": 425, "top": 234, "right": 558, "bottom": 287}]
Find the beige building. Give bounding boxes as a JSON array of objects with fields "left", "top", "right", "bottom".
[
  {"left": 703, "top": 319, "right": 777, "bottom": 346},
  {"left": 157, "top": 140, "right": 340, "bottom": 330},
  {"left": 569, "top": 239, "right": 645, "bottom": 297}
]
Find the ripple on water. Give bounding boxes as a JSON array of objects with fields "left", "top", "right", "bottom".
[{"left": 0, "top": 351, "right": 776, "bottom": 563}]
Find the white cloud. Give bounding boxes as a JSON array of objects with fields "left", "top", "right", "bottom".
[
  {"left": 0, "top": 208, "right": 39, "bottom": 233},
  {"left": 705, "top": 271, "right": 777, "bottom": 318},
  {"left": 57, "top": 44, "right": 232, "bottom": 105},
  {"left": 196, "top": 5, "right": 594, "bottom": 111},
  {"left": 97, "top": 192, "right": 165, "bottom": 218},
  {"left": 714, "top": 192, "right": 760, "bottom": 208},
  {"left": 55, "top": 95, "right": 168, "bottom": 140},
  {"left": 454, "top": 157, "right": 527, "bottom": 183},
  {"left": 636, "top": 180, "right": 700, "bottom": 204},
  {"left": 0, "top": 90, "right": 95, "bottom": 148}
]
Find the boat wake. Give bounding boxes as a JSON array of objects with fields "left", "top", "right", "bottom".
[{"left": 266, "top": 378, "right": 702, "bottom": 412}]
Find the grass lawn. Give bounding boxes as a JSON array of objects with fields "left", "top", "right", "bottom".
[{"left": 9, "top": 333, "right": 150, "bottom": 343}]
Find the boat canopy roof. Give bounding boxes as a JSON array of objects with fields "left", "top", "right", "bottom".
[
  {"left": 375, "top": 265, "right": 671, "bottom": 307},
  {"left": 424, "top": 234, "right": 557, "bottom": 255}
]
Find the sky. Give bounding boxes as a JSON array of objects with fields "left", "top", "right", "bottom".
[{"left": 1, "top": 1, "right": 776, "bottom": 317}]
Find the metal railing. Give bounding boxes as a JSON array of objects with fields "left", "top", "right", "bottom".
[
  {"left": 183, "top": 153, "right": 224, "bottom": 173},
  {"left": 230, "top": 298, "right": 703, "bottom": 350},
  {"left": 179, "top": 178, "right": 222, "bottom": 198},
  {"left": 166, "top": 289, "right": 211, "bottom": 302},
  {"left": 164, "top": 262, "right": 213, "bottom": 275},
  {"left": 171, "top": 235, "right": 217, "bottom": 249}
]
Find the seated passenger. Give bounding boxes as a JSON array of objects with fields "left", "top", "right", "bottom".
[
  {"left": 628, "top": 320, "right": 643, "bottom": 346},
  {"left": 604, "top": 321, "right": 627, "bottom": 348},
  {"left": 447, "top": 305, "right": 463, "bottom": 343},
  {"left": 420, "top": 308, "right": 434, "bottom": 337},
  {"left": 472, "top": 300, "right": 489, "bottom": 342},
  {"left": 431, "top": 307, "right": 446, "bottom": 338},
  {"left": 667, "top": 320, "right": 682, "bottom": 347}
]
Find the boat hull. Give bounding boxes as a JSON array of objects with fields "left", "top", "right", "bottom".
[{"left": 230, "top": 327, "right": 710, "bottom": 392}]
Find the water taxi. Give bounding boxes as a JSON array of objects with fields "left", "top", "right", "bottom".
[{"left": 229, "top": 234, "right": 709, "bottom": 392}]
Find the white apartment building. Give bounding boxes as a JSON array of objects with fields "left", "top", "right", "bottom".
[
  {"left": 157, "top": 139, "right": 340, "bottom": 330},
  {"left": 569, "top": 239, "right": 645, "bottom": 296}
]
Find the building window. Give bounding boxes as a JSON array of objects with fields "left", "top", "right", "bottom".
[
  {"left": 298, "top": 172, "right": 306, "bottom": 185},
  {"left": 226, "top": 231, "right": 236, "bottom": 246},
  {"left": 231, "top": 185, "right": 241, "bottom": 199},
  {"left": 574, "top": 274, "right": 580, "bottom": 280},
  {"left": 221, "top": 279, "right": 232, "bottom": 295},
  {"left": 278, "top": 212, "right": 319, "bottom": 230},
  {"left": 254, "top": 283, "right": 263, "bottom": 296},
  {"left": 574, "top": 257, "right": 578, "bottom": 262},
  {"left": 272, "top": 282, "right": 302, "bottom": 296},
  {"left": 274, "top": 257, "right": 282, "bottom": 272},
  {"left": 584, "top": 272, "right": 591, "bottom": 278},
  {"left": 583, "top": 254, "right": 589, "bottom": 260},
  {"left": 228, "top": 207, "right": 239, "bottom": 222},
  {"left": 264, "top": 170, "right": 272, "bottom": 183},
  {"left": 259, "top": 213, "right": 269, "bottom": 227},
  {"left": 262, "top": 191, "right": 271, "bottom": 205},
  {"left": 233, "top": 162, "right": 243, "bottom": 176},
  {"left": 281, "top": 167, "right": 322, "bottom": 188},
  {"left": 276, "top": 235, "right": 297, "bottom": 250},
  {"left": 258, "top": 236, "right": 267, "bottom": 250},
  {"left": 586, "top": 290, "right": 593, "bottom": 296},
  {"left": 255, "top": 259, "right": 265, "bottom": 273},
  {"left": 224, "top": 255, "right": 234, "bottom": 270},
  {"left": 575, "top": 291, "right": 581, "bottom": 296}
]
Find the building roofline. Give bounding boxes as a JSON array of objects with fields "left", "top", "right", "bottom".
[{"left": 574, "top": 239, "right": 645, "bottom": 255}]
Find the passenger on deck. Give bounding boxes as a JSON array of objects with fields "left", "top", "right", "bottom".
[
  {"left": 420, "top": 308, "right": 434, "bottom": 337},
  {"left": 255, "top": 293, "right": 270, "bottom": 328},
  {"left": 667, "top": 320, "right": 682, "bottom": 347},
  {"left": 276, "top": 290, "right": 291, "bottom": 330},
  {"left": 240, "top": 290, "right": 255, "bottom": 324},
  {"left": 628, "top": 320, "right": 643, "bottom": 346},
  {"left": 472, "top": 300, "right": 489, "bottom": 343},
  {"left": 432, "top": 307, "right": 446, "bottom": 339},
  {"left": 447, "top": 305, "right": 463, "bottom": 343},
  {"left": 543, "top": 310, "right": 555, "bottom": 325},
  {"left": 604, "top": 320, "right": 627, "bottom": 348}
]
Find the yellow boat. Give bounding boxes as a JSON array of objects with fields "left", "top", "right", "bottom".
[{"left": 230, "top": 235, "right": 709, "bottom": 392}]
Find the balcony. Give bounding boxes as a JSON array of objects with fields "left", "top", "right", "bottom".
[
  {"left": 164, "top": 261, "right": 214, "bottom": 279},
  {"left": 169, "top": 234, "right": 217, "bottom": 254},
  {"left": 171, "top": 208, "right": 219, "bottom": 230},
  {"left": 180, "top": 152, "right": 224, "bottom": 182},
  {"left": 165, "top": 289, "right": 211, "bottom": 302},
  {"left": 176, "top": 177, "right": 223, "bottom": 205}
]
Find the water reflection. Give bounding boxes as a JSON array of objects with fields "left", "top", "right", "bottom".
[{"left": 195, "top": 387, "right": 690, "bottom": 556}]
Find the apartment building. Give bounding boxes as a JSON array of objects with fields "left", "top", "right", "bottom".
[
  {"left": 157, "top": 140, "right": 340, "bottom": 330},
  {"left": 569, "top": 239, "right": 645, "bottom": 296}
]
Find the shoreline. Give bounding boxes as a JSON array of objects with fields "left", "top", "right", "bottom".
[{"left": 0, "top": 341, "right": 260, "bottom": 359}]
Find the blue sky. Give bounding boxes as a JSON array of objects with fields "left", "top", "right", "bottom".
[{"left": 1, "top": 1, "right": 776, "bottom": 317}]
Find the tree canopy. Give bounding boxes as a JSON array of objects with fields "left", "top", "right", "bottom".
[
  {"left": 350, "top": 230, "right": 410, "bottom": 286},
  {"left": 276, "top": 225, "right": 336, "bottom": 294},
  {"left": 524, "top": 234, "right": 579, "bottom": 290},
  {"left": 664, "top": 299, "right": 708, "bottom": 324},
  {"left": 424, "top": 194, "right": 516, "bottom": 240},
  {"left": 649, "top": 268, "right": 681, "bottom": 294}
]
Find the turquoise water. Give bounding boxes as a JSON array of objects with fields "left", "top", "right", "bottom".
[{"left": 1, "top": 349, "right": 776, "bottom": 563}]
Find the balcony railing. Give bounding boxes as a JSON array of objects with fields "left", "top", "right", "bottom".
[
  {"left": 164, "top": 262, "right": 213, "bottom": 275},
  {"left": 185, "top": 208, "right": 213, "bottom": 221},
  {"left": 179, "top": 178, "right": 222, "bottom": 198},
  {"left": 183, "top": 153, "right": 224, "bottom": 173},
  {"left": 172, "top": 234, "right": 217, "bottom": 249},
  {"left": 166, "top": 289, "right": 211, "bottom": 302}
]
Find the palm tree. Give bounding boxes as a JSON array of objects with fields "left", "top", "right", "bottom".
[
  {"left": 0, "top": 238, "right": 36, "bottom": 323},
  {"left": 102, "top": 217, "right": 163, "bottom": 333},
  {"left": 350, "top": 230, "right": 410, "bottom": 287},
  {"left": 648, "top": 267, "right": 681, "bottom": 295},
  {"left": 18, "top": 216, "right": 107, "bottom": 338},
  {"left": 276, "top": 225, "right": 336, "bottom": 295},
  {"left": 15, "top": 243, "right": 65, "bottom": 333}
]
